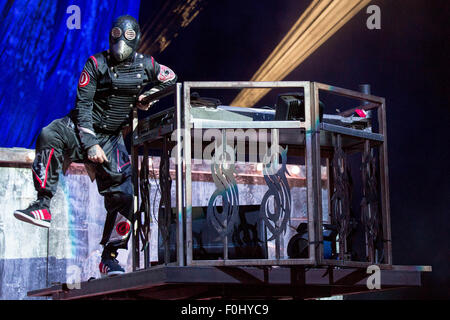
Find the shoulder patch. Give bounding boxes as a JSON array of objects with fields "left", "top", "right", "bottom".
[
  {"left": 78, "top": 70, "right": 90, "bottom": 87},
  {"left": 157, "top": 64, "right": 175, "bottom": 82}
]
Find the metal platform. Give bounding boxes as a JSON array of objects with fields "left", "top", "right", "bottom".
[{"left": 28, "top": 265, "right": 430, "bottom": 300}]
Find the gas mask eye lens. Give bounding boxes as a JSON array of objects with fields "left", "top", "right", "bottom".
[
  {"left": 111, "top": 27, "right": 122, "bottom": 38},
  {"left": 124, "top": 29, "right": 136, "bottom": 41}
]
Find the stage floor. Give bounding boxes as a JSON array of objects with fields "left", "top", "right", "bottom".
[{"left": 28, "top": 265, "right": 429, "bottom": 300}]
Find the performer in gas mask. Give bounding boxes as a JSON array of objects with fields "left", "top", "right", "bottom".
[{"left": 13, "top": 15, "right": 177, "bottom": 276}]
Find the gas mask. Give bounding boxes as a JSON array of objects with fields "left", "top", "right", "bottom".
[{"left": 109, "top": 15, "right": 141, "bottom": 63}]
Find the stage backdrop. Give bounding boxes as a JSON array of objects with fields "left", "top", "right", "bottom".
[{"left": 0, "top": 0, "right": 141, "bottom": 148}]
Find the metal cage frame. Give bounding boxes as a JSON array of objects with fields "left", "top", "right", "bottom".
[{"left": 131, "top": 81, "right": 398, "bottom": 270}]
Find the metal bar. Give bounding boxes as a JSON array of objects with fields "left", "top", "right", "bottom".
[
  {"left": 378, "top": 99, "right": 393, "bottom": 265},
  {"left": 363, "top": 139, "right": 370, "bottom": 262},
  {"left": 325, "top": 157, "right": 331, "bottom": 223},
  {"left": 389, "top": 265, "right": 432, "bottom": 272},
  {"left": 131, "top": 108, "right": 140, "bottom": 271},
  {"left": 271, "top": 128, "right": 281, "bottom": 260},
  {"left": 321, "top": 259, "right": 396, "bottom": 269},
  {"left": 311, "top": 82, "right": 324, "bottom": 264},
  {"left": 184, "top": 81, "right": 310, "bottom": 89},
  {"left": 162, "top": 137, "right": 171, "bottom": 265},
  {"left": 192, "top": 120, "right": 306, "bottom": 129},
  {"left": 188, "top": 258, "right": 316, "bottom": 267},
  {"left": 222, "top": 129, "right": 228, "bottom": 261},
  {"left": 320, "top": 123, "right": 384, "bottom": 141},
  {"left": 320, "top": 259, "right": 432, "bottom": 272},
  {"left": 175, "top": 83, "right": 185, "bottom": 266},
  {"left": 183, "top": 82, "right": 193, "bottom": 265},
  {"left": 363, "top": 139, "right": 376, "bottom": 263},
  {"left": 143, "top": 143, "right": 150, "bottom": 269},
  {"left": 336, "top": 134, "right": 349, "bottom": 259},
  {"left": 304, "top": 83, "right": 317, "bottom": 264},
  {"left": 359, "top": 84, "right": 372, "bottom": 106},
  {"left": 314, "top": 82, "right": 385, "bottom": 104}
]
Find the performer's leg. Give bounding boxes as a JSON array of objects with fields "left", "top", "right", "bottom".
[
  {"left": 94, "top": 133, "right": 133, "bottom": 276},
  {"left": 32, "top": 125, "right": 64, "bottom": 204},
  {"left": 100, "top": 189, "right": 133, "bottom": 254},
  {"left": 14, "top": 117, "right": 82, "bottom": 228}
]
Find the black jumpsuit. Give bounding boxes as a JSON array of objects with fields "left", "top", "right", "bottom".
[{"left": 31, "top": 50, "right": 177, "bottom": 253}]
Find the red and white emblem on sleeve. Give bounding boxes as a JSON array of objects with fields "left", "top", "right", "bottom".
[
  {"left": 157, "top": 64, "right": 175, "bottom": 82},
  {"left": 78, "top": 70, "right": 90, "bottom": 87}
]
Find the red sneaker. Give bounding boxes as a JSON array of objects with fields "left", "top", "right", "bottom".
[{"left": 14, "top": 200, "right": 52, "bottom": 228}]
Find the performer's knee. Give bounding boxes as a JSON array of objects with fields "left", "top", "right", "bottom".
[
  {"left": 105, "top": 192, "right": 133, "bottom": 211},
  {"left": 120, "top": 192, "right": 133, "bottom": 207},
  {"left": 36, "top": 126, "right": 55, "bottom": 149},
  {"left": 113, "top": 192, "right": 133, "bottom": 204}
]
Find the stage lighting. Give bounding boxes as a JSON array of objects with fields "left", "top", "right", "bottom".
[{"left": 231, "top": 0, "right": 371, "bottom": 107}]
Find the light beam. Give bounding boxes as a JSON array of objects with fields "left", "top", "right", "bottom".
[{"left": 231, "top": 0, "right": 371, "bottom": 107}]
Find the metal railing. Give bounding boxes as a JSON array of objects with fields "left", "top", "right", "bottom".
[{"left": 131, "top": 81, "right": 393, "bottom": 271}]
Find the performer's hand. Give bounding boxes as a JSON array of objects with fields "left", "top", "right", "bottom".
[
  {"left": 87, "top": 144, "right": 108, "bottom": 163},
  {"left": 136, "top": 94, "right": 151, "bottom": 110},
  {"left": 137, "top": 88, "right": 160, "bottom": 111}
]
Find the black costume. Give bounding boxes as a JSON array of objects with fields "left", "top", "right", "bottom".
[{"left": 30, "top": 15, "right": 176, "bottom": 259}]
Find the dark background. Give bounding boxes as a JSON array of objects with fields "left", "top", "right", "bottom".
[{"left": 140, "top": 0, "right": 449, "bottom": 299}]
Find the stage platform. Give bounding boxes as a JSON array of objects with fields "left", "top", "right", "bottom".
[
  {"left": 28, "top": 265, "right": 429, "bottom": 300},
  {"left": 8, "top": 82, "right": 433, "bottom": 300}
]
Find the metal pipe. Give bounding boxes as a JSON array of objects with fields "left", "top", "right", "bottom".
[
  {"left": 131, "top": 108, "right": 140, "bottom": 271},
  {"left": 143, "top": 143, "right": 150, "bottom": 269},
  {"left": 359, "top": 84, "right": 372, "bottom": 118},
  {"left": 304, "top": 83, "right": 317, "bottom": 264},
  {"left": 175, "top": 83, "right": 185, "bottom": 266},
  {"left": 184, "top": 83, "right": 193, "bottom": 265}
]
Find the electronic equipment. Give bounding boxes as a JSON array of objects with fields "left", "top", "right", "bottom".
[{"left": 274, "top": 92, "right": 324, "bottom": 122}]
